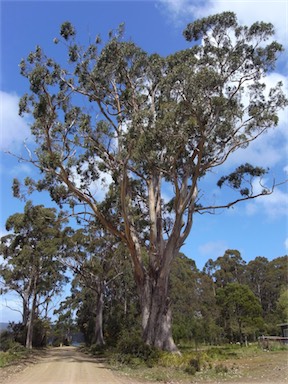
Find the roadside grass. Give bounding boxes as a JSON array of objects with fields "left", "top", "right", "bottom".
[
  {"left": 0, "top": 343, "right": 29, "bottom": 368},
  {"left": 103, "top": 342, "right": 288, "bottom": 383}
]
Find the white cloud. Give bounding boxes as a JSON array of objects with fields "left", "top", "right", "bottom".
[
  {"left": 161, "top": 0, "right": 287, "bottom": 47},
  {"left": 209, "top": 1, "right": 287, "bottom": 47},
  {"left": 0, "top": 90, "right": 31, "bottom": 151},
  {"left": 71, "top": 159, "right": 113, "bottom": 202},
  {"left": 285, "top": 238, "right": 288, "bottom": 251},
  {"left": 245, "top": 180, "right": 288, "bottom": 219},
  {"left": 198, "top": 240, "right": 228, "bottom": 257}
]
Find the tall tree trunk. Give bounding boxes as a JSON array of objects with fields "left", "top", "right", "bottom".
[
  {"left": 26, "top": 291, "right": 37, "bottom": 349},
  {"left": 22, "top": 297, "right": 29, "bottom": 327},
  {"left": 92, "top": 290, "right": 105, "bottom": 346},
  {"left": 138, "top": 267, "right": 178, "bottom": 352}
]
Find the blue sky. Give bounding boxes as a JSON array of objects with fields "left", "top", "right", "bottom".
[{"left": 0, "top": 0, "right": 287, "bottom": 322}]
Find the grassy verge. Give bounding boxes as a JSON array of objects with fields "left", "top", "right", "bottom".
[
  {"left": 0, "top": 343, "right": 30, "bottom": 368},
  {"left": 101, "top": 342, "right": 288, "bottom": 383}
]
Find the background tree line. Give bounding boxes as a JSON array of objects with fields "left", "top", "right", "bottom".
[{"left": 1, "top": 203, "right": 287, "bottom": 349}]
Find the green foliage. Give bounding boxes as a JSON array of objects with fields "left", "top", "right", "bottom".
[
  {"left": 7, "top": 322, "right": 26, "bottom": 346},
  {"left": 0, "top": 330, "right": 28, "bottom": 367},
  {"left": 60, "top": 21, "right": 76, "bottom": 40},
  {"left": 216, "top": 283, "right": 263, "bottom": 343},
  {"left": 187, "top": 356, "right": 201, "bottom": 372},
  {"left": 32, "top": 318, "right": 51, "bottom": 348},
  {"left": 276, "top": 288, "right": 288, "bottom": 322},
  {"left": 16, "top": 11, "right": 287, "bottom": 236},
  {"left": 245, "top": 255, "right": 288, "bottom": 321},
  {"left": 184, "top": 365, "right": 197, "bottom": 375},
  {"left": 89, "top": 343, "right": 106, "bottom": 355},
  {"left": 0, "top": 202, "right": 69, "bottom": 349},
  {"left": 217, "top": 164, "right": 267, "bottom": 196},
  {"left": 0, "top": 330, "right": 16, "bottom": 352},
  {"left": 0, "top": 348, "right": 27, "bottom": 367},
  {"left": 0, "top": 326, "right": 27, "bottom": 368},
  {"left": 116, "top": 330, "right": 160, "bottom": 366}
]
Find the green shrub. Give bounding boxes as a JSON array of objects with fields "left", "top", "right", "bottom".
[
  {"left": 51, "top": 338, "right": 61, "bottom": 347},
  {"left": 0, "top": 326, "right": 29, "bottom": 353},
  {"left": 184, "top": 365, "right": 197, "bottom": 375},
  {"left": 7, "top": 322, "right": 26, "bottom": 346},
  {"left": 8, "top": 342, "right": 26, "bottom": 353},
  {"left": 116, "top": 331, "right": 160, "bottom": 366},
  {"left": 188, "top": 357, "right": 201, "bottom": 372},
  {"left": 0, "top": 330, "right": 15, "bottom": 352},
  {"left": 89, "top": 343, "right": 106, "bottom": 355}
]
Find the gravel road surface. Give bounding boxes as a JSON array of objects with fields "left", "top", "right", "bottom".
[{"left": 3, "top": 346, "right": 135, "bottom": 384}]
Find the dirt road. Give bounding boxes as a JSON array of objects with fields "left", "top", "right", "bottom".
[
  {"left": 2, "top": 346, "right": 140, "bottom": 384},
  {"left": 1, "top": 346, "right": 287, "bottom": 384}
]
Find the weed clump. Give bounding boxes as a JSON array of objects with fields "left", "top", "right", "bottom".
[{"left": 215, "top": 363, "right": 229, "bottom": 374}]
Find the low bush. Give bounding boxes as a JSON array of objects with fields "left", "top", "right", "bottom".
[
  {"left": 115, "top": 331, "right": 161, "bottom": 367},
  {"left": 0, "top": 330, "right": 14, "bottom": 352},
  {"left": 89, "top": 343, "right": 106, "bottom": 355},
  {"left": 0, "top": 343, "right": 28, "bottom": 367},
  {"left": 215, "top": 363, "right": 229, "bottom": 374},
  {"left": 184, "top": 365, "right": 197, "bottom": 375},
  {"left": 188, "top": 356, "right": 201, "bottom": 372}
]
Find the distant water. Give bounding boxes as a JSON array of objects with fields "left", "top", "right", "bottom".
[{"left": 0, "top": 322, "right": 9, "bottom": 331}]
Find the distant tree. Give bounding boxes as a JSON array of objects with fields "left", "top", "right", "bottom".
[
  {"left": 14, "top": 12, "right": 287, "bottom": 350},
  {"left": 64, "top": 226, "right": 136, "bottom": 346},
  {"left": 171, "top": 254, "right": 220, "bottom": 345},
  {"left": 276, "top": 288, "right": 288, "bottom": 323},
  {"left": 204, "top": 249, "right": 246, "bottom": 288},
  {"left": 246, "top": 255, "right": 288, "bottom": 324},
  {"left": 53, "top": 303, "right": 77, "bottom": 346},
  {"left": 195, "top": 272, "right": 222, "bottom": 344},
  {"left": 265, "top": 256, "right": 288, "bottom": 313},
  {"left": 216, "top": 283, "right": 263, "bottom": 344},
  {"left": 170, "top": 253, "right": 199, "bottom": 342},
  {"left": 0, "top": 202, "right": 68, "bottom": 348},
  {"left": 245, "top": 256, "right": 269, "bottom": 308}
]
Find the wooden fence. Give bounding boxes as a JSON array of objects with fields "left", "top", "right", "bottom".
[{"left": 258, "top": 335, "right": 288, "bottom": 349}]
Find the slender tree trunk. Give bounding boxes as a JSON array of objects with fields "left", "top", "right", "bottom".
[
  {"left": 92, "top": 290, "right": 105, "bottom": 346},
  {"left": 22, "top": 298, "right": 29, "bottom": 327},
  {"left": 26, "top": 291, "right": 37, "bottom": 349}
]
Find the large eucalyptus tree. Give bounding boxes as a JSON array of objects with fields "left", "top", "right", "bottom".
[{"left": 14, "top": 12, "right": 287, "bottom": 350}]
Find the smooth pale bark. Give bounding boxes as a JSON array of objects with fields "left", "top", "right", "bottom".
[
  {"left": 92, "top": 290, "right": 105, "bottom": 346},
  {"left": 140, "top": 272, "right": 178, "bottom": 352},
  {"left": 25, "top": 289, "right": 37, "bottom": 349}
]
